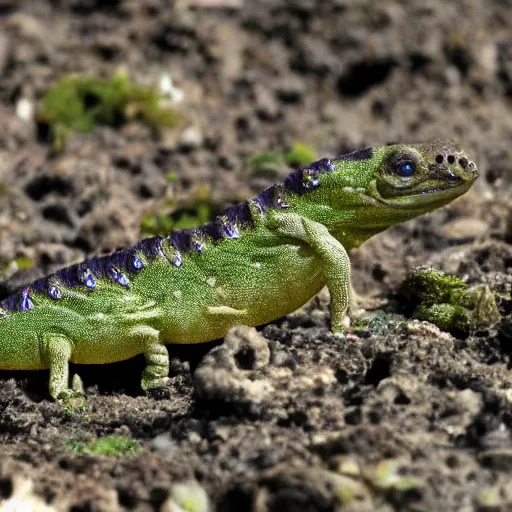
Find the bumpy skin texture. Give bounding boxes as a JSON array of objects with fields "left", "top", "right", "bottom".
[{"left": 0, "top": 141, "right": 478, "bottom": 398}]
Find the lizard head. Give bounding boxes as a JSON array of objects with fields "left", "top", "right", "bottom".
[
  {"left": 367, "top": 140, "right": 478, "bottom": 210},
  {"left": 294, "top": 140, "right": 478, "bottom": 248}
]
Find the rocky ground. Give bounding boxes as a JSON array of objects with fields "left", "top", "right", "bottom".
[{"left": 1, "top": 0, "right": 512, "bottom": 510}]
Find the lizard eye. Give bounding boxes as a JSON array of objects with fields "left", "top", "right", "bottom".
[{"left": 395, "top": 160, "right": 416, "bottom": 177}]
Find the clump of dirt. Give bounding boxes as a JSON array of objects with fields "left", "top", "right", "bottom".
[{"left": 1, "top": 0, "right": 512, "bottom": 510}]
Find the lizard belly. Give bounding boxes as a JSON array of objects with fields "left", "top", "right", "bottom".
[
  {"left": 164, "top": 243, "right": 325, "bottom": 344},
  {"left": 238, "top": 247, "right": 325, "bottom": 325},
  {"left": 68, "top": 308, "right": 162, "bottom": 364},
  {"left": 0, "top": 315, "right": 42, "bottom": 370}
]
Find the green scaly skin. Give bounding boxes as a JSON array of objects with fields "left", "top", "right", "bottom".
[{"left": 0, "top": 141, "right": 478, "bottom": 399}]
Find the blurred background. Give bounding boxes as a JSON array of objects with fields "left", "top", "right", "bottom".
[{"left": 0, "top": 0, "right": 509, "bottom": 284}]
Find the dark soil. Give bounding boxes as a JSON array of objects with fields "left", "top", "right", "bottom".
[{"left": 1, "top": 0, "right": 512, "bottom": 510}]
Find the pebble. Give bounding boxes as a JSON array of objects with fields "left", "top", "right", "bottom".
[
  {"left": 162, "top": 481, "right": 211, "bottom": 512},
  {"left": 179, "top": 125, "right": 203, "bottom": 150},
  {"left": 441, "top": 218, "right": 489, "bottom": 241}
]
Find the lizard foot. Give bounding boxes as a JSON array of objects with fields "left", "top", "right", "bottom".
[
  {"left": 331, "top": 314, "right": 352, "bottom": 335},
  {"left": 58, "top": 389, "right": 88, "bottom": 415},
  {"left": 141, "top": 374, "right": 170, "bottom": 391}
]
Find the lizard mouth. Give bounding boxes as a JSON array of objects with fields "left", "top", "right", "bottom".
[{"left": 368, "top": 175, "right": 477, "bottom": 209}]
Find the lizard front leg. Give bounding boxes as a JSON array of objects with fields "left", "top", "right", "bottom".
[
  {"left": 271, "top": 212, "right": 357, "bottom": 333},
  {"left": 130, "top": 325, "right": 170, "bottom": 391}
]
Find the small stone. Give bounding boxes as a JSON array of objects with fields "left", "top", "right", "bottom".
[
  {"left": 336, "top": 456, "right": 361, "bottom": 478},
  {"left": 363, "top": 458, "right": 425, "bottom": 494},
  {"left": 162, "top": 480, "right": 211, "bottom": 512},
  {"left": 15, "top": 98, "right": 34, "bottom": 123},
  {"left": 255, "top": 85, "right": 281, "bottom": 121},
  {"left": 178, "top": 126, "right": 203, "bottom": 151},
  {"left": 275, "top": 76, "right": 306, "bottom": 103},
  {"left": 151, "top": 433, "right": 175, "bottom": 452}
]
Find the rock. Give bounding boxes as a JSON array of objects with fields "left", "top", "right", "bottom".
[
  {"left": 441, "top": 218, "right": 489, "bottom": 241},
  {"left": 471, "top": 285, "right": 501, "bottom": 328},
  {"left": 193, "top": 326, "right": 273, "bottom": 410},
  {"left": 255, "top": 463, "right": 373, "bottom": 512},
  {"left": 479, "top": 449, "right": 512, "bottom": 471}
]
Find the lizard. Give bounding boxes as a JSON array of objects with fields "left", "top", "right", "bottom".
[{"left": 0, "top": 140, "right": 478, "bottom": 399}]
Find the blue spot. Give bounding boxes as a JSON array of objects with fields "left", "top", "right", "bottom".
[
  {"left": 303, "top": 169, "right": 320, "bottom": 190},
  {"left": 81, "top": 270, "right": 96, "bottom": 290},
  {"left": 48, "top": 285, "right": 61, "bottom": 300},
  {"left": 325, "top": 159, "right": 335, "bottom": 172},
  {"left": 117, "top": 273, "right": 130, "bottom": 286},
  {"left": 109, "top": 267, "right": 130, "bottom": 287},
  {"left": 192, "top": 239, "right": 204, "bottom": 253},
  {"left": 132, "top": 255, "right": 144, "bottom": 271},
  {"left": 21, "top": 288, "right": 34, "bottom": 311},
  {"left": 172, "top": 250, "right": 183, "bottom": 267},
  {"left": 223, "top": 222, "right": 240, "bottom": 239},
  {"left": 396, "top": 161, "right": 416, "bottom": 177}
]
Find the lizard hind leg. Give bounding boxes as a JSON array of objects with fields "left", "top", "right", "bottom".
[
  {"left": 131, "top": 325, "right": 170, "bottom": 391},
  {"left": 41, "top": 333, "right": 74, "bottom": 400}
]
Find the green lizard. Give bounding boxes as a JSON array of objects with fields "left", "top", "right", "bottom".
[{"left": 0, "top": 141, "right": 478, "bottom": 399}]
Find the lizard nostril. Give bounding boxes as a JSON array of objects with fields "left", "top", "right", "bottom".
[{"left": 458, "top": 157, "right": 468, "bottom": 169}]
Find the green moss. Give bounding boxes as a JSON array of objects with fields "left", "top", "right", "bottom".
[
  {"left": 284, "top": 142, "right": 317, "bottom": 167},
  {"left": 246, "top": 142, "right": 317, "bottom": 175},
  {"left": 141, "top": 202, "right": 213, "bottom": 236},
  {"left": 415, "top": 303, "right": 471, "bottom": 333},
  {"left": 172, "top": 203, "right": 212, "bottom": 230},
  {"left": 0, "top": 256, "right": 33, "bottom": 280},
  {"left": 38, "top": 71, "right": 179, "bottom": 149},
  {"left": 61, "top": 393, "right": 89, "bottom": 419},
  {"left": 66, "top": 435, "right": 140, "bottom": 457},
  {"left": 140, "top": 213, "right": 176, "bottom": 237},
  {"left": 402, "top": 266, "right": 500, "bottom": 335},
  {"left": 403, "top": 266, "right": 467, "bottom": 306},
  {"left": 14, "top": 256, "right": 34, "bottom": 271},
  {"left": 166, "top": 171, "right": 178, "bottom": 183},
  {"left": 246, "top": 151, "right": 284, "bottom": 168}
]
